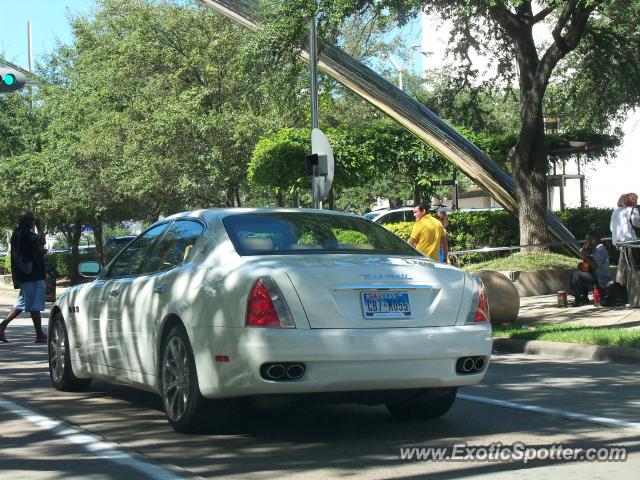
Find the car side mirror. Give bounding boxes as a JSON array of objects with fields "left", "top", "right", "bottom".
[{"left": 78, "top": 261, "right": 102, "bottom": 278}]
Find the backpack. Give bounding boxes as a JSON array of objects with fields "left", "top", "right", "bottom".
[
  {"left": 601, "top": 282, "right": 627, "bottom": 307},
  {"left": 630, "top": 207, "right": 640, "bottom": 238}
]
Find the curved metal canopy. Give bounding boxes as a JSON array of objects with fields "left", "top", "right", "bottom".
[{"left": 198, "top": 0, "right": 580, "bottom": 255}]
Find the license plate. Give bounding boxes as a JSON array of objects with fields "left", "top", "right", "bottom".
[{"left": 361, "top": 291, "right": 412, "bottom": 318}]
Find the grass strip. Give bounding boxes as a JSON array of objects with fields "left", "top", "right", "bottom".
[
  {"left": 462, "top": 252, "right": 578, "bottom": 272},
  {"left": 493, "top": 323, "right": 640, "bottom": 349}
]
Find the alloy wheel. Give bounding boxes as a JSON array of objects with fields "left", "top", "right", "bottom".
[
  {"left": 49, "top": 320, "right": 66, "bottom": 384},
  {"left": 162, "top": 335, "right": 191, "bottom": 422}
]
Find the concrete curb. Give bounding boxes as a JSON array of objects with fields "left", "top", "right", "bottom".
[{"left": 493, "top": 338, "right": 640, "bottom": 364}]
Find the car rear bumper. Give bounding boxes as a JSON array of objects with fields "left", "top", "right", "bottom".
[{"left": 192, "top": 324, "right": 492, "bottom": 398}]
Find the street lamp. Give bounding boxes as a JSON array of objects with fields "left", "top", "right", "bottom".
[{"left": 380, "top": 48, "right": 434, "bottom": 90}]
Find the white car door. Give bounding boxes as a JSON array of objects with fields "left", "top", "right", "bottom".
[
  {"left": 84, "top": 277, "right": 127, "bottom": 368},
  {"left": 96, "top": 223, "right": 170, "bottom": 372},
  {"left": 118, "top": 219, "right": 205, "bottom": 376}
]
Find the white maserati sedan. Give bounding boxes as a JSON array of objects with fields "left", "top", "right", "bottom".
[{"left": 48, "top": 208, "right": 492, "bottom": 432}]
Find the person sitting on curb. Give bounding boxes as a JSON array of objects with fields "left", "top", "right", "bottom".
[
  {"left": 0, "top": 209, "right": 48, "bottom": 344},
  {"left": 570, "top": 230, "right": 612, "bottom": 307}
]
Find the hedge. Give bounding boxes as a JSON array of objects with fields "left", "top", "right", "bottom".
[{"left": 382, "top": 207, "right": 616, "bottom": 266}]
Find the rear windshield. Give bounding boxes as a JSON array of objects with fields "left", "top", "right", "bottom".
[{"left": 223, "top": 212, "right": 421, "bottom": 257}]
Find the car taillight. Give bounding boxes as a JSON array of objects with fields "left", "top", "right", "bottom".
[
  {"left": 246, "top": 276, "right": 295, "bottom": 328},
  {"left": 473, "top": 282, "right": 490, "bottom": 323}
]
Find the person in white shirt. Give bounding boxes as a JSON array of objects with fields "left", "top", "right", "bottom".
[
  {"left": 610, "top": 193, "right": 639, "bottom": 245},
  {"left": 610, "top": 192, "right": 640, "bottom": 284}
]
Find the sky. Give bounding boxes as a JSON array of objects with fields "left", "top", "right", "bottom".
[
  {"left": 0, "top": 0, "right": 94, "bottom": 70},
  {"left": 1, "top": 0, "right": 637, "bottom": 208}
]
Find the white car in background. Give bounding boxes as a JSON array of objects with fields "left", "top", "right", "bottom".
[{"left": 48, "top": 208, "right": 492, "bottom": 432}]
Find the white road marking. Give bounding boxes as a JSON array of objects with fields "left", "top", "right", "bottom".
[
  {"left": 0, "top": 395, "right": 184, "bottom": 479},
  {"left": 459, "top": 393, "right": 640, "bottom": 431}
]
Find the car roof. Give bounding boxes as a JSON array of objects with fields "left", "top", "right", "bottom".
[
  {"left": 162, "top": 208, "right": 358, "bottom": 224},
  {"left": 366, "top": 205, "right": 452, "bottom": 221}
]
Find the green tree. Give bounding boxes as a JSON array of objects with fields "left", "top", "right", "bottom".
[
  {"left": 59, "top": 0, "right": 307, "bottom": 214},
  {"left": 1, "top": 0, "right": 312, "bottom": 279},
  {"left": 249, "top": 128, "right": 310, "bottom": 206}
]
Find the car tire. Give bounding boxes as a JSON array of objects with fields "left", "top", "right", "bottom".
[
  {"left": 160, "top": 324, "right": 205, "bottom": 433},
  {"left": 48, "top": 312, "right": 92, "bottom": 392},
  {"left": 386, "top": 387, "right": 457, "bottom": 421}
]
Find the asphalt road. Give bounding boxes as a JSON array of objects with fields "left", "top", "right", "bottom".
[{"left": 1, "top": 301, "right": 639, "bottom": 480}]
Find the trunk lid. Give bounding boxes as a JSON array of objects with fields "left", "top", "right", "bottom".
[{"left": 281, "top": 255, "right": 466, "bottom": 329}]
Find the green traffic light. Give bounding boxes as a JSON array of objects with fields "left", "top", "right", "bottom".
[{"left": 2, "top": 73, "right": 16, "bottom": 86}]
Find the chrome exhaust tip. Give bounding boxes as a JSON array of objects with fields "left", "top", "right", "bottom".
[
  {"left": 261, "top": 362, "right": 306, "bottom": 381},
  {"left": 265, "top": 364, "right": 285, "bottom": 380},
  {"left": 456, "top": 356, "right": 486, "bottom": 374},
  {"left": 286, "top": 363, "right": 305, "bottom": 380},
  {"left": 462, "top": 357, "right": 475, "bottom": 372}
]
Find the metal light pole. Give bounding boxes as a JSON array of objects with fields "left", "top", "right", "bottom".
[{"left": 27, "top": 21, "right": 34, "bottom": 116}]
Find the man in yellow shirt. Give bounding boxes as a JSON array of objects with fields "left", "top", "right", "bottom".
[{"left": 408, "top": 203, "right": 450, "bottom": 263}]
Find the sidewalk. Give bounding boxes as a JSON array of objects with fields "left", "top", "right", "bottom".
[
  {"left": 517, "top": 294, "right": 640, "bottom": 329},
  {"left": 494, "top": 294, "right": 640, "bottom": 363}
]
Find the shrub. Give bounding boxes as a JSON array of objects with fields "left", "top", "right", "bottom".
[
  {"left": 555, "top": 208, "right": 613, "bottom": 241},
  {"left": 334, "top": 229, "right": 369, "bottom": 245},
  {"left": 383, "top": 222, "right": 413, "bottom": 240},
  {"left": 45, "top": 250, "right": 99, "bottom": 278}
]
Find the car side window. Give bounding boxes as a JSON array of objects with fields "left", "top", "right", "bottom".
[
  {"left": 139, "top": 220, "right": 204, "bottom": 275},
  {"left": 107, "top": 224, "right": 169, "bottom": 278},
  {"left": 382, "top": 211, "right": 404, "bottom": 224}
]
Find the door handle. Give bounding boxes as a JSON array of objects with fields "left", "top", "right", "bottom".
[
  {"left": 108, "top": 289, "right": 120, "bottom": 297},
  {"left": 154, "top": 285, "right": 168, "bottom": 294}
]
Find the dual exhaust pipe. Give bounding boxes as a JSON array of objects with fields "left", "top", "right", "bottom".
[
  {"left": 261, "top": 362, "right": 306, "bottom": 381},
  {"left": 456, "top": 356, "right": 486, "bottom": 374}
]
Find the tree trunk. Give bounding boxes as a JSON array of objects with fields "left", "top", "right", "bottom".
[
  {"left": 62, "top": 221, "right": 83, "bottom": 285},
  {"left": 413, "top": 182, "right": 421, "bottom": 206},
  {"left": 276, "top": 188, "right": 284, "bottom": 207},
  {"left": 225, "top": 187, "right": 234, "bottom": 207},
  {"left": 92, "top": 215, "right": 104, "bottom": 265},
  {"left": 511, "top": 114, "right": 549, "bottom": 251},
  {"left": 510, "top": 24, "right": 551, "bottom": 251}
]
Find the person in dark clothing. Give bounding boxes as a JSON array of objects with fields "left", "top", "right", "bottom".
[
  {"left": 0, "top": 209, "right": 48, "bottom": 343},
  {"left": 570, "top": 230, "right": 612, "bottom": 307}
]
